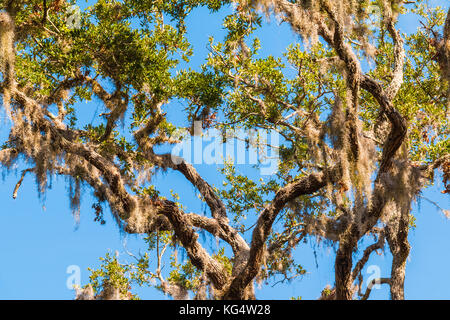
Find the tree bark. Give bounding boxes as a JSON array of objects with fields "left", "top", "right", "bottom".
[{"left": 335, "top": 240, "right": 355, "bottom": 300}]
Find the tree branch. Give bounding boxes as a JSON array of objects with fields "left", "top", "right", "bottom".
[
  {"left": 12, "top": 167, "right": 34, "bottom": 199},
  {"left": 159, "top": 200, "right": 228, "bottom": 291},
  {"left": 223, "top": 164, "right": 342, "bottom": 299},
  {"left": 361, "top": 277, "right": 391, "bottom": 300},
  {"left": 351, "top": 232, "right": 386, "bottom": 282}
]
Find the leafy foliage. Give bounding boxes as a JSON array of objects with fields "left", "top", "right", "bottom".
[{"left": 0, "top": 0, "right": 448, "bottom": 300}]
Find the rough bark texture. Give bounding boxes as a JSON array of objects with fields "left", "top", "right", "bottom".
[{"left": 1, "top": 0, "right": 448, "bottom": 300}]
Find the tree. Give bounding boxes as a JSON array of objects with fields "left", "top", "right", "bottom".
[{"left": 0, "top": 0, "right": 448, "bottom": 300}]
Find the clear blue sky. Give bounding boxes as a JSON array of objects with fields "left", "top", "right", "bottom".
[{"left": 0, "top": 0, "right": 448, "bottom": 300}]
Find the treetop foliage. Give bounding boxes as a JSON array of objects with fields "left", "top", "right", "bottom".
[{"left": 0, "top": 0, "right": 448, "bottom": 300}]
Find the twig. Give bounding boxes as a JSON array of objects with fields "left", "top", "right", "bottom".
[
  {"left": 12, "top": 168, "right": 34, "bottom": 199},
  {"left": 361, "top": 277, "right": 390, "bottom": 300}
]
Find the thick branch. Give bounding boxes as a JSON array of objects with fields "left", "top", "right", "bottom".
[
  {"left": 361, "top": 278, "right": 391, "bottom": 300},
  {"left": 159, "top": 200, "right": 228, "bottom": 291},
  {"left": 135, "top": 124, "right": 250, "bottom": 260},
  {"left": 385, "top": 207, "right": 411, "bottom": 300},
  {"left": 351, "top": 233, "right": 386, "bottom": 282},
  {"left": 360, "top": 76, "right": 407, "bottom": 173},
  {"left": 223, "top": 164, "right": 341, "bottom": 299},
  {"left": 385, "top": 13, "right": 405, "bottom": 99}
]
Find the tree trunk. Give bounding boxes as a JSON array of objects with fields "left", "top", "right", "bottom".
[
  {"left": 335, "top": 241, "right": 354, "bottom": 300},
  {"left": 386, "top": 218, "right": 410, "bottom": 300}
]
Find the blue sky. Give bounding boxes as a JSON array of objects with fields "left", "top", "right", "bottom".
[{"left": 0, "top": 0, "right": 448, "bottom": 300}]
